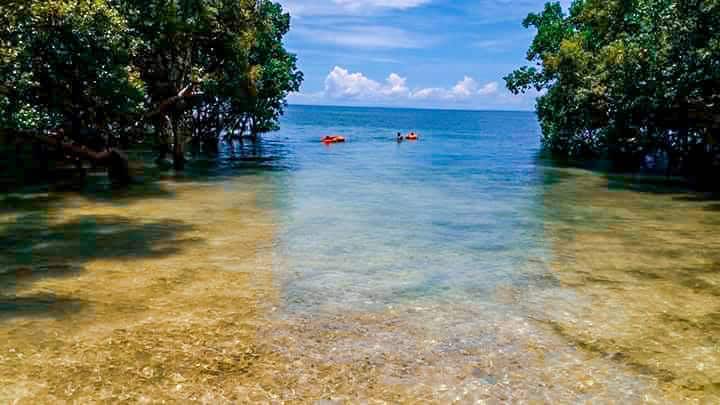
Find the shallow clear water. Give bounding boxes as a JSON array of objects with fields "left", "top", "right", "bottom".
[
  {"left": 273, "top": 107, "right": 549, "bottom": 313},
  {"left": 269, "top": 106, "right": 720, "bottom": 401},
  {"left": 1, "top": 105, "right": 719, "bottom": 402}
]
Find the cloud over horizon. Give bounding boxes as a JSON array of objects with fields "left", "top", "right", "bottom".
[
  {"left": 289, "top": 66, "right": 537, "bottom": 109},
  {"left": 324, "top": 66, "right": 499, "bottom": 101}
]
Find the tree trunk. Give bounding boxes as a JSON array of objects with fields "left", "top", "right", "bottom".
[
  {"left": 7, "top": 129, "right": 132, "bottom": 184},
  {"left": 250, "top": 118, "right": 259, "bottom": 142},
  {"left": 169, "top": 118, "right": 185, "bottom": 171}
]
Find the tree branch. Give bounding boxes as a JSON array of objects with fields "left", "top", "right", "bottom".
[
  {"left": 4, "top": 129, "right": 131, "bottom": 182},
  {"left": 144, "top": 83, "right": 204, "bottom": 119}
]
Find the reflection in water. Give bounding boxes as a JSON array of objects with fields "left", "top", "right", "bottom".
[{"left": 0, "top": 106, "right": 719, "bottom": 402}]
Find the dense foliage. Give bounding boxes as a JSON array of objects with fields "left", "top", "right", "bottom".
[
  {"left": 0, "top": 0, "right": 301, "bottom": 170},
  {"left": 506, "top": 0, "right": 720, "bottom": 178}
]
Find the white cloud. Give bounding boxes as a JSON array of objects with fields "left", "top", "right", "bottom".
[
  {"left": 410, "top": 76, "right": 497, "bottom": 101},
  {"left": 334, "top": 0, "right": 430, "bottom": 11},
  {"left": 385, "top": 73, "right": 410, "bottom": 96},
  {"left": 324, "top": 67, "right": 410, "bottom": 99},
  {"left": 452, "top": 77, "right": 479, "bottom": 98},
  {"left": 280, "top": 0, "right": 431, "bottom": 17},
  {"left": 293, "top": 25, "right": 426, "bottom": 49},
  {"left": 478, "top": 82, "right": 499, "bottom": 96},
  {"left": 475, "top": 40, "right": 505, "bottom": 50},
  {"left": 318, "top": 66, "right": 499, "bottom": 103},
  {"left": 324, "top": 67, "right": 383, "bottom": 99}
]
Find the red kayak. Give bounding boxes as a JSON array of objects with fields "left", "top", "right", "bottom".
[{"left": 321, "top": 135, "right": 346, "bottom": 144}]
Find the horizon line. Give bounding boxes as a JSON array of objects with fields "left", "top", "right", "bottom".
[{"left": 287, "top": 103, "right": 536, "bottom": 114}]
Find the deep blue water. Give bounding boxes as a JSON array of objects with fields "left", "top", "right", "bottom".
[{"left": 269, "top": 105, "right": 552, "bottom": 313}]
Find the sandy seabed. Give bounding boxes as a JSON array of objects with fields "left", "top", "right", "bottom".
[{"left": 0, "top": 171, "right": 717, "bottom": 403}]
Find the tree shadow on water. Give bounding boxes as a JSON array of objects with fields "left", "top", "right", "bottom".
[
  {"left": 1, "top": 212, "right": 197, "bottom": 263},
  {"left": 538, "top": 153, "right": 720, "bottom": 197},
  {"left": 0, "top": 175, "right": 178, "bottom": 213},
  {"left": 0, "top": 141, "right": 288, "bottom": 320},
  {"left": 0, "top": 193, "right": 65, "bottom": 215},
  {"left": 605, "top": 173, "right": 694, "bottom": 195},
  {"left": 78, "top": 176, "right": 178, "bottom": 205},
  {"left": 0, "top": 212, "right": 200, "bottom": 320},
  {"left": 1, "top": 137, "right": 293, "bottom": 213},
  {"left": 0, "top": 295, "right": 85, "bottom": 320}
]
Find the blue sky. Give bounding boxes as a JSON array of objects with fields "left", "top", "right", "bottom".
[{"left": 280, "top": 0, "right": 570, "bottom": 111}]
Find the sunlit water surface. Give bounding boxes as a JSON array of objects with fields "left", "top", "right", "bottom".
[{"left": 1, "top": 105, "right": 718, "bottom": 402}]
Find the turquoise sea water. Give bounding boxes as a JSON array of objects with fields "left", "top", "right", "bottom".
[
  {"left": 272, "top": 106, "right": 549, "bottom": 312},
  {"left": 265, "top": 105, "right": 720, "bottom": 401}
]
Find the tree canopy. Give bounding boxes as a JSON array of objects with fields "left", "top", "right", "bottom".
[
  {"left": 1, "top": 0, "right": 302, "bottom": 171},
  {"left": 506, "top": 0, "right": 720, "bottom": 179}
]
